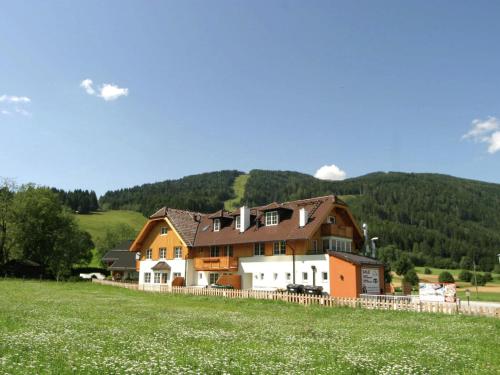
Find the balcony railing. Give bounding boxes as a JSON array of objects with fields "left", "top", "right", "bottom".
[
  {"left": 194, "top": 257, "right": 239, "bottom": 271},
  {"left": 320, "top": 224, "right": 353, "bottom": 238}
]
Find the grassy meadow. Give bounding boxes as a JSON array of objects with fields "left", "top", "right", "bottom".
[{"left": 0, "top": 280, "right": 499, "bottom": 374}]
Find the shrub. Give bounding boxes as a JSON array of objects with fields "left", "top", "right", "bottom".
[
  {"left": 403, "top": 269, "right": 419, "bottom": 286},
  {"left": 483, "top": 272, "right": 493, "bottom": 282},
  {"left": 470, "top": 274, "right": 487, "bottom": 286},
  {"left": 458, "top": 270, "right": 472, "bottom": 282},
  {"left": 438, "top": 271, "right": 455, "bottom": 283},
  {"left": 424, "top": 267, "right": 432, "bottom": 275}
]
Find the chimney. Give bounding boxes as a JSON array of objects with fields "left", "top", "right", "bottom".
[
  {"left": 240, "top": 206, "right": 250, "bottom": 233},
  {"left": 299, "top": 208, "right": 308, "bottom": 227}
]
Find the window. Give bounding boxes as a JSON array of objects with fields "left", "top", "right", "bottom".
[
  {"left": 235, "top": 216, "right": 241, "bottom": 230},
  {"left": 146, "top": 249, "right": 152, "bottom": 259},
  {"left": 198, "top": 272, "right": 203, "bottom": 280},
  {"left": 210, "top": 246, "right": 220, "bottom": 257},
  {"left": 322, "top": 238, "right": 352, "bottom": 253},
  {"left": 225, "top": 245, "right": 233, "bottom": 257},
  {"left": 286, "top": 273, "right": 291, "bottom": 281},
  {"left": 327, "top": 216, "right": 336, "bottom": 224},
  {"left": 213, "top": 218, "right": 221, "bottom": 232},
  {"left": 302, "top": 272, "right": 308, "bottom": 281},
  {"left": 154, "top": 272, "right": 161, "bottom": 284},
  {"left": 273, "top": 273, "right": 278, "bottom": 280},
  {"left": 322, "top": 239, "right": 330, "bottom": 251},
  {"left": 144, "top": 272, "right": 151, "bottom": 283},
  {"left": 273, "top": 240, "right": 286, "bottom": 255},
  {"left": 159, "top": 248, "right": 166, "bottom": 259},
  {"left": 254, "top": 242, "right": 265, "bottom": 256},
  {"left": 265, "top": 211, "right": 279, "bottom": 226},
  {"left": 161, "top": 273, "right": 169, "bottom": 283},
  {"left": 174, "top": 247, "right": 182, "bottom": 259},
  {"left": 312, "top": 240, "right": 318, "bottom": 253},
  {"left": 160, "top": 227, "right": 168, "bottom": 235},
  {"left": 173, "top": 272, "right": 181, "bottom": 278},
  {"left": 260, "top": 273, "right": 264, "bottom": 280},
  {"left": 209, "top": 273, "right": 219, "bottom": 284},
  {"left": 322, "top": 272, "right": 328, "bottom": 281}
]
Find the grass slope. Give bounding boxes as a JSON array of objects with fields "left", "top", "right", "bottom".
[
  {"left": 74, "top": 210, "right": 147, "bottom": 267},
  {"left": 0, "top": 280, "right": 499, "bottom": 374},
  {"left": 224, "top": 173, "right": 250, "bottom": 211}
]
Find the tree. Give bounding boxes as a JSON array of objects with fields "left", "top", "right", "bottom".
[
  {"left": 0, "top": 179, "right": 15, "bottom": 265},
  {"left": 10, "top": 185, "right": 93, "bottom": 277},
  {"left": 95, "top": 223, "right": 136, "bottom": 263},
  {"left": 403, "top": 269, "right": 419, "bottom": 287},
  {"left": 393, "top": 253, "right": 414, "bottom": 276},
  {"left": 424, "top": 267, "right": 432, "bottom": 274},
  {"left": 458, "top": 270, "right": 472, "bottom": 282},
  {"left": 471, "top": 274, "right": 487, "bottom": 286},
  {"left": 438, "top": 271, "right": 455, "bottom": 283}
]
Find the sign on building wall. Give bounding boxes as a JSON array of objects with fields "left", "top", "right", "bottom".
[
  {"left": 361, "top": 268, "right": 380, "bottom": 294},
  {"left": 419, "top": 283, "right": 456, "bottom": 303}
]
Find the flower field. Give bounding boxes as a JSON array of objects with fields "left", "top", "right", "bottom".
[{"left": 0, "top": 280, "right": 499, "bottom": 374}]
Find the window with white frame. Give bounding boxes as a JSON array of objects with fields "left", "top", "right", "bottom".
[
  {"left": 322, "top": 237, "right": 352, "bottom": 253},
  {"left": 173, "top": 272, "right": 181, "bottom": 278},
  {"left": 273, "top": 273, "right": 278, "bottom": 280},
  {"left": 265, "top": 211, "right": 279, "bottom": 226},
  {"left": 159, "top": 248, "right": 166, "bottom": 259},
  {"left": 322, "top": 272, "right": 328, "bottom": 281},
  {"left": 210, "top": 246, "right": 220, "bottom": 257},
  {"left": 209, "top": 273, "right": 219, "bottom": 284},
  {"left": 260, "top": 273, "right": 264, "bottom": 280},
  {"left": 327, "top": 216, "right": 336, "bottom": 224},
  {"left": 154, "top": 272, "right": 161, "bottom": 284},
  {"left": 161, "top": 273, "right": 169, "bottom": 283},
  {"left": 254, "top": 242, "right": 265, "bottom": 256},
  {"left": 273, "top": 240, "right": 286, "bottom": 255},
  {"left": 302, "top": 272, "right": 308, "bottom": 281},
  {"left": 322, "top": 239, "right": 330, "bottom": 251},
  {"left": 198, "top": 272, "right": 203, "bottom": 280},
  {"left": 174, "top": 247, "right": 182, "bottom": 259},
  {"left": 225, "top": 245, "right": 233, "bottom": 257},
  {"left": 146, "top": 249, "right": 152, "bottom": 259},
  {"left": 235, "top": 216, "right": 241, "bottom": 230},
  {"left": 213, "top": 218, "right": 221, "bottom": 232},
  {"left": 160, "top": 227, "right": 168, "bottom": 235},
  {"left": 144, "top": 272, "right": 151, "bottom": 283},
  {"left": 312, "top": 240, "right": 318, "bottom": 253},
  {"left": 286, "top": 273, "right": 291, "bottom": 281}
]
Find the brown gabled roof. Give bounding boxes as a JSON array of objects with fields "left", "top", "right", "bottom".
[
  {"left": 194, "top": 195, "right": 343, "bottom": 247},
  {"left": 207, "top": 209, "right": 232, "bottom": 219}
]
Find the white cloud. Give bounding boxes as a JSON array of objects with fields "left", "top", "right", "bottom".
[
  {"left": 80, "top": 79, "right": 128, "bottom": 101},
  {"left": 0, "top": 94, "right": 31, "bottom": 116},
  {"left": 80, "top": 79, "right": 95, "bottom": 95},
  {"left": 99, "top": 83, "right": 128, "bottom": 101},
  {"left": 314, "top": 164, "right": 347, "bottom": 181},
  {"left": 462, "top": 117, "right": 500, "bottom": 154},
  {"left": 0, "top": 95, "right": 31, "bottom": 103}
]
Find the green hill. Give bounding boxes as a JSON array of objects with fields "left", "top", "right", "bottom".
[
  {"left": 100, "top": 169, "right": 500, "bottom": 270},
  {"left": 74, "top": 210, "right": 147, "bottom": 267}
]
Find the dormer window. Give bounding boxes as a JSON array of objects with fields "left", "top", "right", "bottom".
[
  {"left": 265, "top": 211, "right": 278, "bottom": 226},
  {"left": 235, "top": 216, "right": 241, "bottom": 230},
  {"left": 327, "top": 216, "right": 336, "bottom": 224},
  {"left": 160, "top": 227, "right": 168, "bottom": 235},
  {"left": 213, "top": 218, "right": 221, "bottom": 232}
]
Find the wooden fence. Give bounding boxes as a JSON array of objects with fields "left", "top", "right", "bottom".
[{"left": 92, "top": 279, "right": 500, "bottom": 318}]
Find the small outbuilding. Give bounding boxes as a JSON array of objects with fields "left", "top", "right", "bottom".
[{"left": 102, "top": 240, "right": 138, "bottom": 281}]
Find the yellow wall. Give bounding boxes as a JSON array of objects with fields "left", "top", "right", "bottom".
[{"left": 137, "top": 220, "right": 189, "bottom": 260}]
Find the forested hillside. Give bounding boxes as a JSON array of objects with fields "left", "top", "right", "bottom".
[
  {"left": 99, "top": 169, "right": 500, "bottom": 270},
  {"left": 51, "top": 188, "right": 99, "bottom": 214},
  {"left": 99, "top": 170, "right": 243, "bottom": 216},
  {"left": 243, "top": 170, "right": 500, "bottom": 271}
]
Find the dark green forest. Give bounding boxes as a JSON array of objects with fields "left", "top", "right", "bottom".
[
  {"left": 51, "top": 188, "right": 99, "bottom": 214},
  {"left": 99, "top": 169, "right": 500, "bottom": 271},
  {"left": 99, "top": 170, "right": 243, "bottom": 216}
]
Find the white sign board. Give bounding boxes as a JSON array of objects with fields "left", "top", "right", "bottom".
[
  {"left": 419, "top": 283, "right": 456, "bottom": 303},
  {"left": 361, "top": 268, "right": 380, "bottom": 294}
]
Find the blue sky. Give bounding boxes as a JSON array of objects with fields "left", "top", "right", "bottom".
[{"left": 1, "top": 1, "right": 499, "bottom": 195}]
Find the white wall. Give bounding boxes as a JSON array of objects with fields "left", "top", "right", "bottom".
[
  {"left": 238, "top": 254, "right": 330, "bottom": 293},
  {"left": 138, "top": 259, "right": 187, "bottom": 286}
]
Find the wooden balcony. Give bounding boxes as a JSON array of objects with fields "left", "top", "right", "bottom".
[
  {"left": 320, "top": 224, "right": 353, "bottom": 238},
  {"left": 194, "top": 257, "right": 239, "bottom": 271}
]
